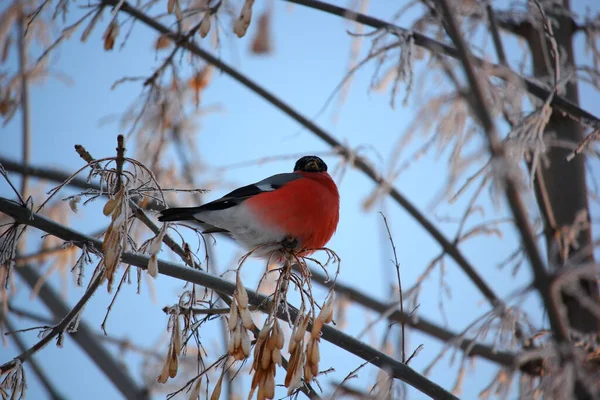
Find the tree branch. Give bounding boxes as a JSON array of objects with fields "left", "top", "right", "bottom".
[
  {"left": 1, "top": 267, "right": 103, "bottom": 374},
  {"left": 283, "top": 0, "right": 600, "bottom": 130},
  {"left": 305, "top": 265, "right": 516, "bottom": 367},
  {"left": 1, "top": 316, "right": 65, "bottom": 400},
  {"left": 11, "top": 263, "right": 149, "bottom": 400},
  {"left": 0, "top": 197, "right": 459, "bottom": 400},
  {"left": 0, "top": 157, "right": 96, "bottom": 191},
  {"left": 8, "top": 303, "right": 163, "bottom": 360},
  {"left": 433, "top": 0, "right": 566, "bottom": 343},
  {"left": 0, "top": 157, "right": 516, "bottom": 367}
]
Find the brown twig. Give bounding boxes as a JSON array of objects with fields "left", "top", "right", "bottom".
[{"left": 114, "top": 135, "right": 126, "bottom": 193}]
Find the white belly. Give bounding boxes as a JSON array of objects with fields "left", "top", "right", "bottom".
[{"left": 196, "top": 204, "right": 287, "bottom": 258}]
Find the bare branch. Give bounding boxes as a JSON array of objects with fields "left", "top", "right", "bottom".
[
  {"left": 1, "top": 267, "right": 104, "bottom": 375},
  {"left": 0, "top": 157, "right": 516, "bottom": 366},
  {"left": 0, "top": 197, "right": 459, "bottom": 400},
  {"left": 284, "top": 0, "right": 600, "bottom": 130},
  {"left": 1, "top": 317, "right": 64, "bottom": 400},
  {"left": 13, "top": 264, "right": 149, "bottom": 400},
  {"left": 432, "top": 0, "right": 567, "bottom": 343}
]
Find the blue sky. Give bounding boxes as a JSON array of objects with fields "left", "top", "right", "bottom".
[{"left": 2, "top": 0, "right": 600, "bottom": 399}]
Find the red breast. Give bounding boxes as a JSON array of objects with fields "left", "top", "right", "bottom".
[{"left": 245, "top": 171, "right": 339, "bottom": 254}]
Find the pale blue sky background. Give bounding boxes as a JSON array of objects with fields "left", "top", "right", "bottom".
[{"left": 2, "top": 0, "right": 600, "bottom": 399}]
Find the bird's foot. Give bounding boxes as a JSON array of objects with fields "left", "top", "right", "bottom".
[{"left": 280, "top": 235, "right": 299, "bottom": 250}]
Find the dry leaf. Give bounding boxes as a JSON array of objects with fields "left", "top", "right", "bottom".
[
  {"left": 102, "top": 21, "right": 119, "bottom": 51},
  {"left": 155, "top": 34, "right": 172, "bottom": 50},
  {"left": 251, "top": 11, "right": 272, "bottom": 54}
]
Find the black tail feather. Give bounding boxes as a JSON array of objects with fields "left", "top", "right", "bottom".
[{"left": 158, "top": 207, "right": 203, "bottom": 222}]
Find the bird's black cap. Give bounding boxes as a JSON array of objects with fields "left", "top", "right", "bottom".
[{"left": 294, "top": 156, "right": 328, "bottom": 173}]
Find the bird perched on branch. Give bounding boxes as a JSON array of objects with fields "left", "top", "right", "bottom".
[{"left": 158, "top": 155, "right": 339, "bottom": 258}]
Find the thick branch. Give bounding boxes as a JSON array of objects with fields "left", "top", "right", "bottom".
[
  {"left": 0, "top": 197, "right": 459, "bottom": 400},
  {"left": 284, "top": 0, "right": 600, "bottom": 129},
  {"left": 306, "top": 266, "right": 515, "bottom": 366},
  {"left": 0, "top": 158, "right": 515, "bottom": 366}
]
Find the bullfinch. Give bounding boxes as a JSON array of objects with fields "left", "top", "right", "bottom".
[{"left": 158, "top": 156, "right": 339, "bottom": 258}]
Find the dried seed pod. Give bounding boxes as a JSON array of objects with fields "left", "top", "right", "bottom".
[
  {"left": 199, "top": 14, "right": 211, "bottom": 38},
  {"left": 228, "top": 298, "right": 238, "bottom": 330},
  {"left": 210, "top": 371, "right": 223, "bottom": 400},
  {"left": 235, "top": 274, "right": 249, "bottom": 307},
  {"left": 271, "top": 348, "right": 282, "bottom": 366},
  {"left": 148, "top": 254, "right": 158, "bottom": 277},
  {"left": 260, "top": 343, "right": 272, "bottom": 369},
  {"left": 102, "top": 20, "right": 119, "bottom": 51},
  {"left": 102, "top": 198, "right": 118, "bottom": 216},
  {"left": 169, "top": 347, "right": 178, "bottom": 378},
  {"left": 319, "top": 292, "right": 335, "bottom": 324},
  {"left": 68, "top": 196, "right": 81, "bottom": 213},
  {"left": 232, "top": 0, "right": 254, "bottom": 38},
  {"left": 167, "top": 0, "right": 176, "bottom": 13},
  {"left": 157, "top": 352, "right": 171, "bottom": 383},
  {"left": 188, "top": 377, "right": 202, "bottom": 400},
  {"left": 239, "top": 307, "right": 255, "bottom": 331},
  {"left": 240, "top": 328, "right": 251, "bottom": 357}
]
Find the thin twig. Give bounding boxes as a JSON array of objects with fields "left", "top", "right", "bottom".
[
  {"left": 13, "top": 263, "right": 149, "bottom": 400},
  {"left": 0, "top": 266, "right": 104, "bottom": 374},
  {"left": 17, "top": 12, "right": 30, "bottom": 200},
  {"left": 484, "top": 0, "right": 507, "bottom": 67},
  {"left": 1, "top": 317, "right": 65, "bottom": 400},
  {"left": 380, "top": 213, "right": 406, "bottom": 363}
]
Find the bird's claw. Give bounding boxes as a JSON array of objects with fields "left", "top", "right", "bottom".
[{"left": 281, "top": 235, "right": 299, "bottom": 250}]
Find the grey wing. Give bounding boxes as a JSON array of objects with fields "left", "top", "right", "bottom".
[{"left": 196, "top": 173, "right": 301, "bottom": 211}]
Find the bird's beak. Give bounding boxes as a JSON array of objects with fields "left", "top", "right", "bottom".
[{"left": 306, "top": 160, "right": 319, "bottom": 171}]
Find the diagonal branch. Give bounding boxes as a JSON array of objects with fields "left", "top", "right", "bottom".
[
  {"left": 306, "top": 265, "right": 516, "bottom": 366},
  {"left": 0, "top": 197, "right": 460, "bottom": 400},
  {"left": 9, "top": 263, "right": 149, "bottom": 400},
  {"left": 0, "top": 158, "right": 515, "bottom": 366},
  {"left": 1, "top": 316, "right": 65, "bottom": 400},
  {"left": 283, "top": 0, "right": 600, "bottom": 130}
]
